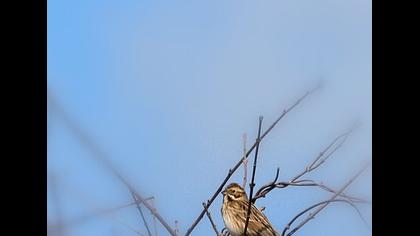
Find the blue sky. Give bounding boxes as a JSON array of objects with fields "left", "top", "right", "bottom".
[{"left": 48, "top": 0, "right": 371, "bottom": 235}]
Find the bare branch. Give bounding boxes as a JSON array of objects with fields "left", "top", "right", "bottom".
[
  {"left": 150, "top": 198, "right": 159, "bottom": 236},
  {"left": 253, "top": 125, "right": 357, "bottom": 202},
  {"left": 244, "top": 116, "right": 263, "bottom": 235},
  {"left": 111, "top": 217, "right": 147, "bottom": 236},
  {"left": 283, "top": 162, "right": 370, "bottom": 236},
  {"left": 254, "top": 179, "right": 368, "bottom": 204},
  {"left": 312, "top": 181, "right": 369, "bottom": 204},
  {"left": 50, "top": 176, "right": 147, "bottom": 236},
  {"left": 281, "top": 199, "right": 368, "bottom": 236},
  {"left": 242, "top": 133, "right": 248, "bottom": 189},
  {"left": 221, "top": 228, "right": 230, "bottom": 236},
  {"left": 291, "top": 125, "right": 356, "bottom": 182},
  {"left": 131, "top": 190, "right": 152, "bottom": 236},
  {"left": 251, "top": 168, "right": 279, "bottom": 204},
  {"left": 185, "top": 85, "right": 321, "bottom": 236},
  {"left": 49, "top": 173, "right": 66, "bottom": 236},
  {"left": 203, "top": 202, "right": 222, "bottom": 236},
  {"left": 48, "top": 93, "right": 177, "bottom": 236},
  {"left": 63, "top": 197, "right": 155, "bottom": 227},
  {"left": 174, "top": 220, "right": 180, "bottom": 236}
]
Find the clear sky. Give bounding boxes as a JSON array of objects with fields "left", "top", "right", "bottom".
[{"left": 47, "top": 0, "right": 372, "bottom": 236}]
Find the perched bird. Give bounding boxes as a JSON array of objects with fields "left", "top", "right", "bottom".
[{"left": 221, "top": 183, "right": 278, "bottom": 236}]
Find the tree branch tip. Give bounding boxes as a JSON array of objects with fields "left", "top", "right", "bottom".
[
  {"left": 350, "top": 120, "right": 363, "bottom": 129},
  {"left": 272, "top": 168, "right": 280, "bottom": 182},
  {"left": 312, "top": 79, "right": 325, "bottom": 91}
]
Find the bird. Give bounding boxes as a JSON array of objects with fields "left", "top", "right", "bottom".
[{"left": 221, "top": 183, "right": 279, "bottom": 236}]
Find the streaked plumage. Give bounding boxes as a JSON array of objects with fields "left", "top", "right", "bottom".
[{"left": 221, "top": 183, "right": 278, "bottom": 236}]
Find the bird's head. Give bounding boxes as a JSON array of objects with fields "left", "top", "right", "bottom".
[{"left": 222, "top": 183, "right": 248, "bottom": 202}]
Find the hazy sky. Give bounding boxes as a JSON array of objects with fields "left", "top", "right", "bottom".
[{"left": 48, "top": 1, "right": 371, "bottom": 235}]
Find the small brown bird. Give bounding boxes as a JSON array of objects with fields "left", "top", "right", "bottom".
[{"left": 221, "top": 183, "right": 278, "bottom": 236}]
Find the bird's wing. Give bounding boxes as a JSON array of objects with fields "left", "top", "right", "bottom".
[{"left": 247, "top": 204, "right": 278, "bottom": 236}]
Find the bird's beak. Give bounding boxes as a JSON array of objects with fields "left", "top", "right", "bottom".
[{"left": 222, "top": 190, "right": 226, "bottom": 195}]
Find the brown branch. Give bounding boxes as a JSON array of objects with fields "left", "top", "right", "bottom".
[
  {"left": 244, "top": 116, "right": 264, "bottom": 236},
  {"left": 242, "top": 133, "right": 248, "bottom": 189},
  {"left": 282, "top": 162, "right": 370, "bottom": 236},
  {"left": 185, "top": 84, "right": 321, "bottom": 236},
  {"left": 202, "top": 202, "right": 222, "bottom": 236},
  {"left": 48, "top": 93, "right": 177, "bottom": 236}
]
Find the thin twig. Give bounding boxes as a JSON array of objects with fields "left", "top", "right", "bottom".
[
  {"left": 304, "top": 122, "right": 359, "bottom": 176},
  {"left": 49, "top": 173, "right": 66, "bottom": 236},
  {"left": 203, "top": 202, "right": 221, "bottom": 236},
  {"left": 150, "top": 198, "right": 158, "bottom": 236},
  {"left": 63, "top": 197, "right": 154, "bottom": 227},
  {"left": 48, "top": 93, "right": 177, "bottom": 236},
  {"left": 244, "top": 116, "right": 263, "bottom": 235},
  {"left": 254, "top": 180, "right": 368, "bottom": 204},
  {"left": 174, "top": 220, "right": 179, "bottom": 236},
  {"left": 251, "top": 168, "right": 279, "bottom": 204},
  {"left": 185, "top": 85, "right": 321, "bottom": 236},
  {"left": 51, "top": 176, "right": 146, "bottom": 236},
  {"left": 304, "top": 180, "right": 369, "bottom": 203},
  {"left": 283, "top": 162, "right": 370, "bottom": 236},
  {"left": 281, "top": 199, "right": 369, "bottom": 236},
  {"left": 221, "top": 228, "right": 230, "bottom": 236},
  {"left": 131, "top": 190, "right": 152, "bottom": 236},
  {"left": 253, "top": 126, "right": 357, "bottom": 202},
  {"left": 242, "top": 133, "right": 248, "bottom": 189},
  {"left": 291, "top": 128, "right": 354, "bottom": 182},
  {"left": 111, "top": 217, "right": 147, "bottom": 236}
]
